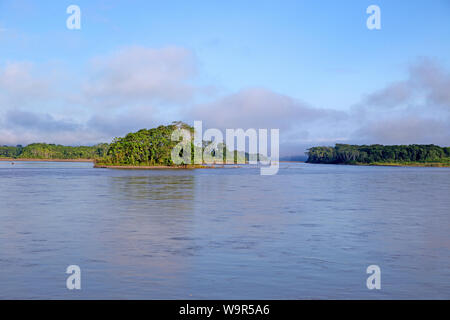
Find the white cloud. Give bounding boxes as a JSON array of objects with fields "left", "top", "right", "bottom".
[
  {"left": 0, "top": 61, "right": 52, "bottom": 107},
  {"left": 349, "top": 58, "right": 450, "bottom": 147},
  {"left": 189, "top": 87, "right": 346, "bottom": 130},
  {"left": 354, "top": 116, "right": 450, "bottom": 146},
  {"left": 83, "top": 46, "right": 198, "bottom": 108},
  {"left": 362, "top": 57, "right": 450, "bottom": 111}
]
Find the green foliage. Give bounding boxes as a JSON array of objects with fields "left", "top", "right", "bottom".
[
  {"left": 0, "top": 145, "right": 23, "bottom": 158},
  {"left": 0, "top": 143, "right": 108, "bottom": 159},
  {"left": 2, "top": 121, "right": 263, "bottom": 165},
  {"left": 96, "top": 122, "right": 263, "bottom": 166},
  {"left": 306, "top": 144, "right": 450, "bottom": 165},
  {"left": 97, "top": 122, "right": 194, "bottom": 166}
]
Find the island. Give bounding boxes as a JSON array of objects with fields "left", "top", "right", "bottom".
[
  {"left": 0, "top": 143, "right": 109, "bottom": 162},
  {"left": 94, "top": 122, "right": 256, "bottom": 168},
  {"left": 1, "top": 122, "right": 259, "bottom": 169},
  {"left": 306, "top": 144, "right": 450, "bottom": 167}
]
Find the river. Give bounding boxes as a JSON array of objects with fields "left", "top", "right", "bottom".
[{"left": 0, "top": 161, "right": 449, "bottom": 299}]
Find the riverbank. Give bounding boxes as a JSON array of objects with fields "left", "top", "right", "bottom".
[
  {"left": 364, "top": 161, "right": 450, "bottom": 167},
  {"left": 0, "top": 158, "right": 240, "bottom": 168},
  {"left": 308, "top": 161, "right": 450, "bottom": 167},
  {"left": 94, "top": 164, "right": 218, "bottom": 169},
  {"left": 0, "top": 158, "right": 94, "bottom": 162}
]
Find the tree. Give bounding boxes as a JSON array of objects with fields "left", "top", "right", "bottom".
[{"left": 306, "top": 144, "right": 450, "bottom": 164}]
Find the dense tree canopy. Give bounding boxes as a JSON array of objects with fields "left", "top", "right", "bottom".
[
  {"left": 307, "top": 144, "right": 450, "bottom": 165},
  {"left": 1, "top": 122, "right": 262, "bottom": 165},
  {"left": 0, "top": 143, "right": 109, "bottom": 159},
  {"left": 0, "top": 145, "right": 23, "bottom": 158},
  {"left": 97, "top": 122, "right": 194, "bottom": 166},
  {"left": 96, "top": 122, "right": 260, "bottom": 166}
]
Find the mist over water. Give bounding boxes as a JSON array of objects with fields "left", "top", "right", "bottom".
[{"left": 0, "top": 161, "right": 449, "bottom": 299}]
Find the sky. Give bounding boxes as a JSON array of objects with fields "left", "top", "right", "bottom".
[{"left": 0, "top": 0, "right": 449, "bottom": 156}]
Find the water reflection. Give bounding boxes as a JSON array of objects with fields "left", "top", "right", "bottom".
[
  {"left": 110, "top": 174, "right": 195, "bottom": 201},
  {"left": 87, "top": 173, "right": 199, "bottom": 298}
]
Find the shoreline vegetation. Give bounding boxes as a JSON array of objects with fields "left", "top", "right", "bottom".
[
  {"left": 0, "top": 143, "right": 108, "bottom": 161},
  {"left": 1, "top": 122, "right": 259, "bottom": 169},
  {"left": 93, "top": 164, "right": 236, "bottom": 169},
  {"left": 3, "top": 125, "right": 449, "bottom": 169},
  {"left": 93, "top": 122, "right": 261, "bottom": 168},
  {"left": 306, "top": 144, "right": 450, "bottom": 167},
  {"left": 353, "top": 161, "right": 450, "bottom": 167},
  {"left": 0, "top": 158, "right": 94, "bottom": 162}
]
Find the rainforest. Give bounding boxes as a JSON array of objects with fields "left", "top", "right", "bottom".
[
  {"left": 0, "top": 122, "right": 257, "bottom": 166},
  {"left": 306, "top": 144, "right": 450, "bottom": 166},
  {"left": 0, "top": 143, "right": 109, "bottom": 160}
]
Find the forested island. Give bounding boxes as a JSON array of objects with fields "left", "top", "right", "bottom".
[
  {"left": 95, "top": 122, "right": 191, "bottom": 167},
  {"left": 95, "top": 122, "right": 256, "bottom": 168},
  {"left": 0, "top": 143, "right": 109, "bottom": 161},
  {"left": 306, "top": 144, "right": 450, "bottom": 167},
  {"left": 1, "top": 122, "right": 257, "bottom": 168}
]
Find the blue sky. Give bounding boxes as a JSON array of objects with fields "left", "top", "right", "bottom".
[{"left": 0, "top": 0, "right": 449, "bottom": 155}]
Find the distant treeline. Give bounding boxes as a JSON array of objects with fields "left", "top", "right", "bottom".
[
  {"left": 1, "top": 122, "right": 262, "bottom": 165},
  {"left": 307, "top": 144, "right": 450, "bottom": 165},
  {"left": 0, "top": 143, "right": 109, "bottom": 160}
]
